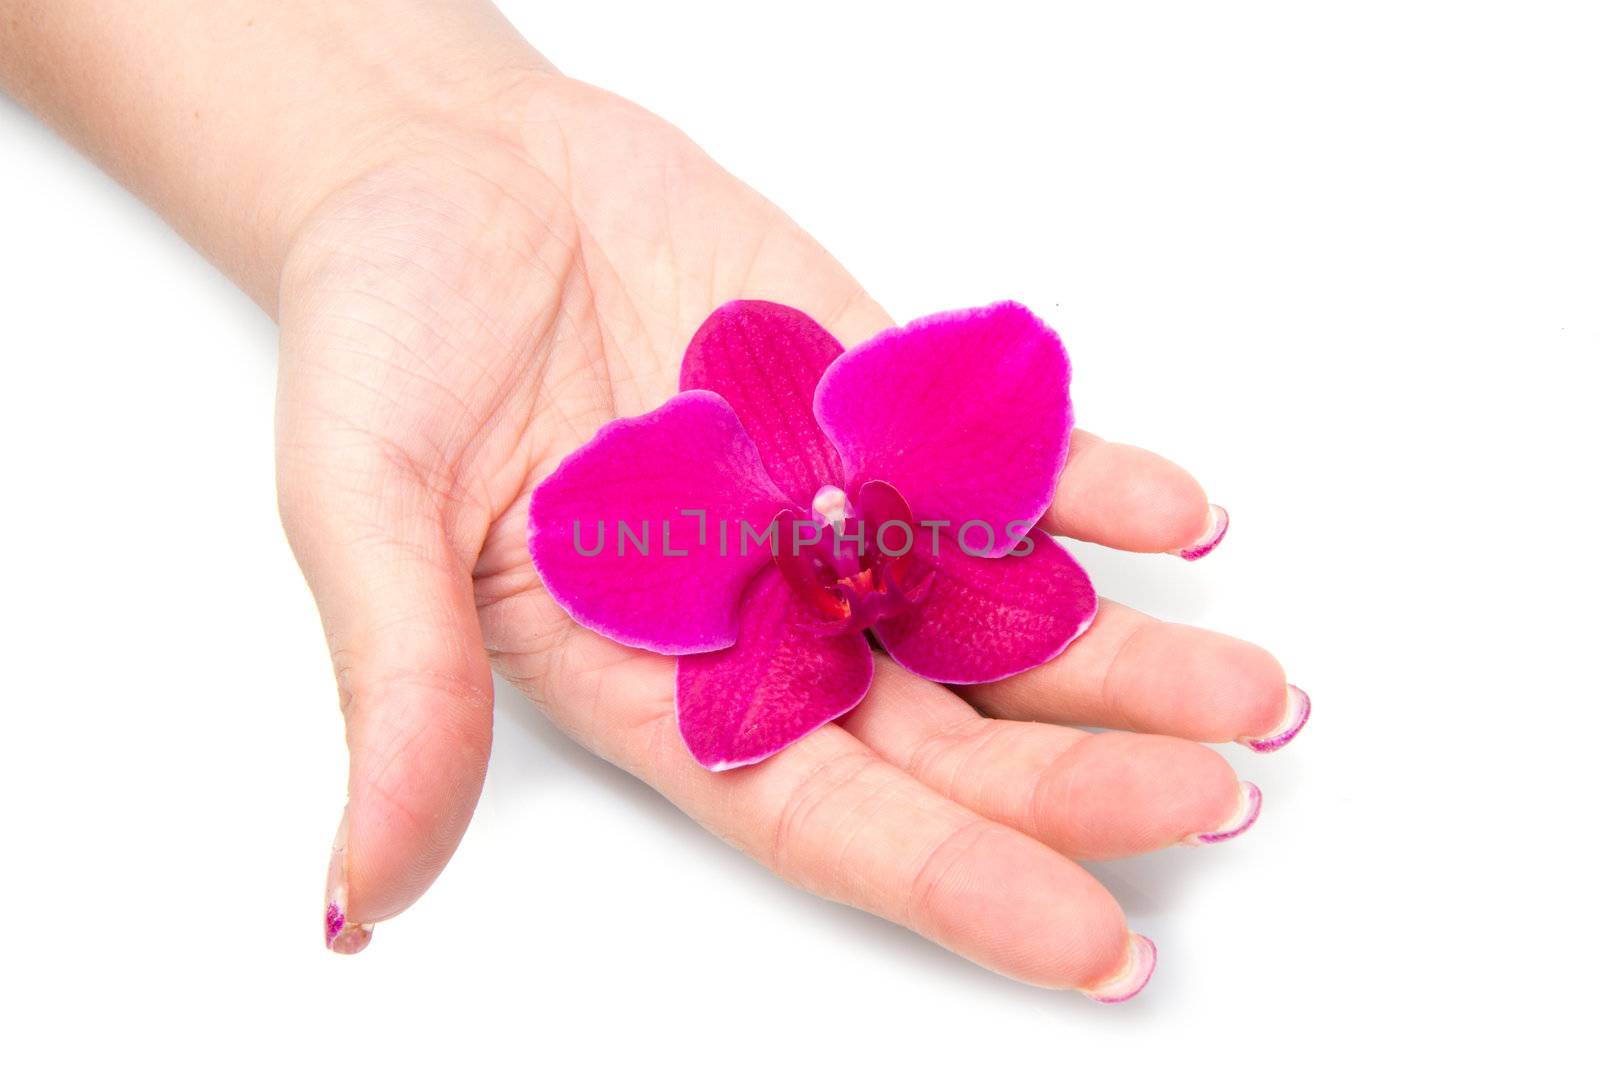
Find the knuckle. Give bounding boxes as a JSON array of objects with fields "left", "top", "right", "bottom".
[
  {"left": 767, "top": 749, "right": 880, "bottom": 886},
  {"left": 899, "top": 716, "right": 993, "bottom": 786},
  {"left": 903, "top": 819, "right": 995, "bottom": 930}
]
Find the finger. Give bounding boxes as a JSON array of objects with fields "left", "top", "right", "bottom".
[
  {"left": 964, "top": 600, "right": 1309, "bottom": 750},
  {"left": 815, "top": 299, "right": 1222, "bottom": 558},
  {"left": 1041, "top": 429, "right": 1226, "bottom": 557},
  {"left": 844, "top": 659, "right": 1260, "bottom": 858},
  {"left": 280, "top": 456, "right": 493, "bottom": 954},
  {"left": 811, "top": 293, "right": 1221, "bottom": 557},
  {"left": 495, "top": 628, "right": 1154, "bottom": 998}
]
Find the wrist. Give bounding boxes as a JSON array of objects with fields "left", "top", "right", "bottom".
[
  {"left": 273, "top": 64, "right": 584, "bottom": 319},
  {"left": 0, "top": 0, "right": 561, "bottom": 314},
  {"left": 259, "top": 54, "right": 562, "bottom": 316}
]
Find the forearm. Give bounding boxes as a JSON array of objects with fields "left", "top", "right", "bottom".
[{"left": 0, "top": 1, "right": 551, "bottom": 311}]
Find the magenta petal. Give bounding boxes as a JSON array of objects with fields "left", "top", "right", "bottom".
[
  {"left": 529, "top": 390, "right": 788, "bottom": 655},
  {"left": 815, "top": 302, "right": 1071, "bottom": 556},
  {"left": 874, "top": 529, "right": 1097, "bottom": 685},
  {"left": 680, "top": 300, "right": 847, "bottom": 505},
  {"left": 677, "top": 567, "right": 873, "bottom": 770}
]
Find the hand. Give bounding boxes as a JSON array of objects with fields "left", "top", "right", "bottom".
[{"left": 278, "top": 72, "right": 1302, "bottom": 991}]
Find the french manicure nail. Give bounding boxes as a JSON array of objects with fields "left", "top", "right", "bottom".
[
  {"left": 325, "top": 808, "right": 372, "bottom": 955},
  {"left": 1081, "top": 933, "right": 1157, "bottom": 1004},
  {"left": 1241, "top": 684, "right": 1312, "bottom": 753},
  {"left": 1170, "top": 504, "right": 1229, "bottom": 561},
  {"left": 1184, "top": 781, "right": 1263, "bottom": 845}
]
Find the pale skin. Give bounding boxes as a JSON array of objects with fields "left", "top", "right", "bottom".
[{"left": 2, "top": 2, "right": 1298, "bottom": 992}]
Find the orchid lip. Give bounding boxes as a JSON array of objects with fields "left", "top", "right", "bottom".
[{"left": 774, "top": 481, "right": 931, "bottom": 635}]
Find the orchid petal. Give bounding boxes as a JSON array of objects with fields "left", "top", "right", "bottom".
[
  {"left": 874, "top": 528, "right": 1096, "bottom": 685},
  {"left": 529, "top": 390, "right": 788, "bottom": 655},
  {"left": 677, "top": 567, "right": 873, "bottom": 770},
  {"left": 680, "top": 300, "right": 847, "bottom": 506},
  {"left": 815, "top": 302, "right": 1072, "bottom": 556}
]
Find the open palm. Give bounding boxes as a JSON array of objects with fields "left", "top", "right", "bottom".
[{"left": 277, "top": 74, "right": 1300, "bottom": 993}]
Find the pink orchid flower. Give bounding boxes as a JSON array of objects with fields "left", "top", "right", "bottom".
[{"left": 529, "top": 300, "right": 1097, "bottom": 769}]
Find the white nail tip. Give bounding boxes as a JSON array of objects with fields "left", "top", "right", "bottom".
[
  {"left": 1170, "top": 504, "right": 1229, "bottom": 561},
  {"left": 1081, "top": 934, "right": 1158, "bottom": 1003},
  {"left": 1184, "top": 781, "right": 1263, "bottom": 845},
  {"left": 1242, "top": 685, "right": 1311, "bottom": 753}
]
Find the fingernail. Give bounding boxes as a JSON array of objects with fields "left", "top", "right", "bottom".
[
  {"left": 1170, "top": 504, "right": 1229, "bottom": 561},
  {"left": 1081, "top": 933, "right": 1158, "bottom": 1004},
  {"left": 1183, "top": 781, "right": 1262, "bottom": 845},
  {"left": 325, "top": 808, "right": 372, "bottom": 955},
  {"left": 1241, "top": 684, "right": 1312, "bottom": 753}
]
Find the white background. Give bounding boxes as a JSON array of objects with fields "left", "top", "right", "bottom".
[{"left": 3, "top": 1, "right": 1597, "bottom": 1061}]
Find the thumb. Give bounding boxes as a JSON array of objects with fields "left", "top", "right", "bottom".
[{"left": 280, "top": 462, "right": 493, "bottom": 955}]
